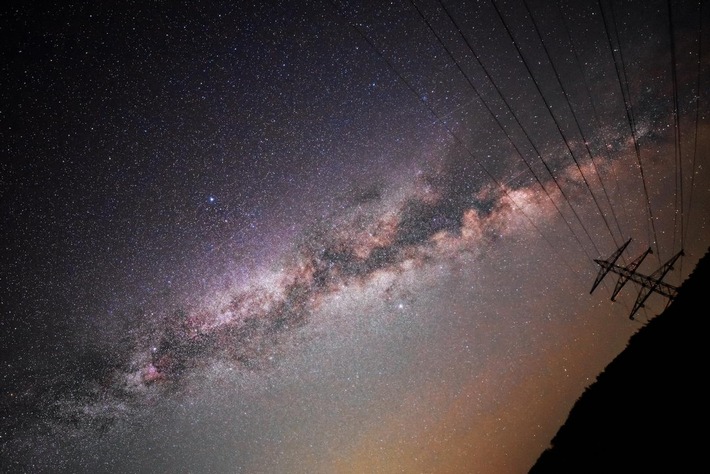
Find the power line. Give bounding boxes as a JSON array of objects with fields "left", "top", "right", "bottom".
[
  {"left": 408, "top": 0, "right": 594, "bottom": 261},
  {"left": 326, "top": 0, "right": 593, "bottom": 281},
  {"left": 432, "top": 0, "right": 604, "bottom": 258},
  {"left": 557, "top": 0, "right": 631, "bottom": 240},
  {"left": 519, "top": 0, "right": 625, "bottom": 249},
  {"left": 598, "top": 0, "right": 662, "bottom": 263},
  {"left": 488, "top": 0, "right": 618, "bottom": 258},
  {"left": 685, "top": 0, "right": 705, "bottom": 247},
  {"left": 489, "top": 0, "right": 619, "bottom": 251},
  {"left": 667, "top": 0, "right": 684, "bottom": 257}
]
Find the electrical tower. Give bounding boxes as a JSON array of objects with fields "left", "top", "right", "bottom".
[{"left": 590, "top": 239, "right": 684, "bottom": 320}]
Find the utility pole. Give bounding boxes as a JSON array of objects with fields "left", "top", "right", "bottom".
[{"left": 590, "top": 239, "right": 684, "bottom": 320}]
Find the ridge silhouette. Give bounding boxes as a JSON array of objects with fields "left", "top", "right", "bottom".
[{"left": 530, "top": 248, "right": 709, "bottom": 473}]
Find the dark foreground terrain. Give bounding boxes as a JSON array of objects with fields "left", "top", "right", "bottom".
[{"left": 530, "top": 249, "right": 709, "bottom": 473}]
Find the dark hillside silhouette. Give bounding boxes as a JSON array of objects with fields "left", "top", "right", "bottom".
[{"left": 530, "top": 248, "right": 709, "bottom": 473}]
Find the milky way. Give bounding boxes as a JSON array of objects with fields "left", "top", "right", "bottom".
[
  {"left": 129, "top": 163, "right": 558, "bottom": 387},
  {"left": 2, "top": 1, "right": 709, "bottom": 472}
]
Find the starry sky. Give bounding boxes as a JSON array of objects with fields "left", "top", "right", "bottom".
[{"left": 1, "top": 1, "right": 708, "bottom": 473}]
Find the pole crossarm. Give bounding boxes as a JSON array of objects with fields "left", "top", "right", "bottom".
[
  {"left": 593, "top": 260, "right": 679, "bottom": 299},
  {"left": 627, "top": 249, "right": 684, "bottom": 319},
  {"left": 590, "top": 238, "right": 683, "bottom": 320},
  {"left": 610, "top": 247, "right": 653, "bottom": 301},
  {"left": 590, "top": 238, "right": 631, "bottom": 294}
]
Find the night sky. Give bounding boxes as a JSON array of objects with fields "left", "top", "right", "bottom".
[{"left": 2, "top": 1, "right": 708, "bottom": 473}]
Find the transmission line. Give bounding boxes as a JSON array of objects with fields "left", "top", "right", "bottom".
[
  {"left": 488, "top": 0, "right": 620, "bottom": 253},
  {"left": 520, "top": 0, "right": 625, "bottom": 248},
  {"left": 408, "top": 0, "right": 595, "bottom": 261},
  {"left": 685, "top": 0, "right": 705, "bottom": 246},
  {"left": 667, "top": 0, "right": 684, "bottom": 257},
  {"left": 598, "top": 0, "right": 662, "bottom": 263},
  {"left": 327, "top": 0, "right": 594, "bottom": 280},
  {"left": 431, "top": 0, "right": 604, "bottom": 258},
  {"left": 557, "top": 0, "right": 631, "bottom": 239}
]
